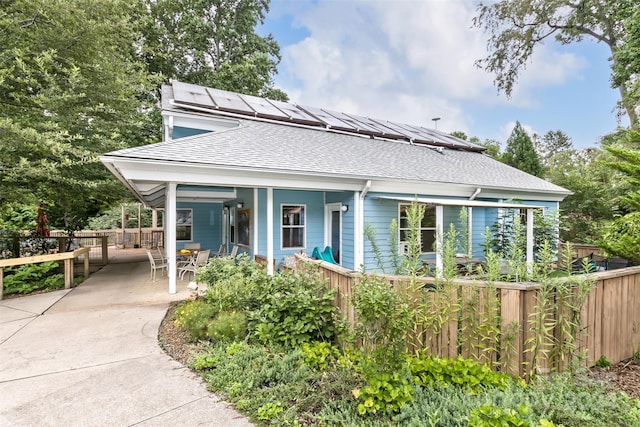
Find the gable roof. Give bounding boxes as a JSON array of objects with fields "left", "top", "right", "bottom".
[
  {"left": 101, "top": 81, "right": 572, "bottom": 207},
  {"left": 105, "top": 117, "right": 570, "bottom": 197}
]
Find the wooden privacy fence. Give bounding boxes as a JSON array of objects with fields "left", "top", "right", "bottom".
[
  {"left": 294, "top": 254, "right": 640, "bottom": 377},
  {"left": 0, "top": 248, "right": 90, "bottom": 300}
]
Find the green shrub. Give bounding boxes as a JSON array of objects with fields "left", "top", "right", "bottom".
[
  {"left": 468, "top": 404, "right": 533, "bottom": 427},
  {"left": 350, "top": 274, "right": 413, "bottom": 370},
  {"left": 174, "top": 300, "right": 217, "bottom": 341},
  {"left": 206, "top": 310, "right": 247, "bottom": 342},
  {"left": 595, "top": 355, "right": 612, "bottom": 368},
  {"left": 197, "top": 253, "right": 268, "bottom": 313},
  {"left": 3, "top": 261, "right": 63, "bottom": 295},
  {"left": 354, "top": 368, "right": 414, "bottom": 415},
  {"left": 251, "top": 267, "right": 337, "bottom": 347},
  {"left": 301, "top": 341, "right": 339, "bottom": 371},
  {"left": 256, "top": 402, "right": 283, "bottom": 421},
  {"left": 409, "top": 354, "right": 518, "bottom": 393}
]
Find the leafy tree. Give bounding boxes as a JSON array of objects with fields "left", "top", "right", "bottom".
[
  {"left": 612, "top": 7, "right": 640, "bottom": 121},
  {"left": 545, "top": 148, "right": 620, "bottom": 241},
  {"left": 534, "top": 130, "right": 574, "bottom": 170},
  {"left": 473, "top": 0, "right": 639, "bottom": 126},
  {"left": 0, "top": 0, "right": 160, "bottom": 228},
  {"left": 449, "top": 131, "right": 468, "bottom": 140},
  {"left": 502, "top": 122, "right": 543, "bottom": 177},
  {"left": 478, "top": 138, "right": 502, "bottom": 159},
  {"left": 591, "top": 128, "right": 640, "bottom": 262},
  {"left": 142, "top": 0, "right": 288, "bottom": 100}
]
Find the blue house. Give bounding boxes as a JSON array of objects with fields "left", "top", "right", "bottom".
[{"left": 101, "top": 81, "right": 570, "bottom": 293}]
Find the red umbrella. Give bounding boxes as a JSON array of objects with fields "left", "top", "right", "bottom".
[{"left": 35, "top": 203, "right": 50, "bottom": 237}]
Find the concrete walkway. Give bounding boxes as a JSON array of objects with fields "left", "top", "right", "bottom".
[{"left": 0, "top": 249, "right": 252, "bottom": 427}]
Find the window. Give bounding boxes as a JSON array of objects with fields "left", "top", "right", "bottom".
[
  {"left": 176, "top": 209, "right": 192, "bottom": 241},
  {"left": 399, "top": 203, "right": 436, "bottom": 253},
  {"left": 282, "top": 205, "right": 305, "bottom": 249}
]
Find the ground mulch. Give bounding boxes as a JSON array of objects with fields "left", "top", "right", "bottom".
[
  {"left": 158, "top": 303, "right": 640, "bottom": 401},
  {"left": 158, "top": 302, "right": 203, "bottom": 367}
]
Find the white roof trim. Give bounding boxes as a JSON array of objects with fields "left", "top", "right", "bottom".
[{"left": 375, "top": 196, "right": 546, "bottom": 209}]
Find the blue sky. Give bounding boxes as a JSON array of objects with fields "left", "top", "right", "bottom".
[{"left": 258, "top": 0, "right": 628, "bottom": 149}]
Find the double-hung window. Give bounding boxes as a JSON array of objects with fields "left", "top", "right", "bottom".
[
  {"left": 282, "top": 204, "right": 305, "bottom": 249},
  {"left": 399, "top": 203, "right": 436, "bottom": 253}
]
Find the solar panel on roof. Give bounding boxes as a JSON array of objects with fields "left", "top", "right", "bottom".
[
  {"left": 206, "top": 88, "right": 254, "bottom": 114},
  {"left": 374, "top": 119, "right": 429, "bottom": 142},
  {"left": 299, "top": 105, "right": 356, "bottom": 130},
  {"left": 322, "top": 111, "right": 385, "bottom": 135},
  {"left": 410, "top": 126, "right": 469, "bottom": 148},
  {"left": 239, "top": 94, "right": 289, "bottom": 119},
  {"left": 173, "top": 81, "right": 215, "bottom": 107},
  {"left": 267, "top": 100, "right": 323, "bottom": 125},
  {"left": 168, "top": 81, "right": 485, "bottom": 152},
  {"left": 344, "top": 114, "right": 405, "bottom": 139}
]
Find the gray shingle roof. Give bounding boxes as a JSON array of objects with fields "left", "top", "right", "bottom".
[{"left": 106, "top": 120, "right": 570, "bottom": 195}]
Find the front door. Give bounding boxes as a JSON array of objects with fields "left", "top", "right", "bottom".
[{"left": 324, "top": 203, "right": 342, "bottom": 264}]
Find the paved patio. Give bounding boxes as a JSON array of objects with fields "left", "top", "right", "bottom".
[{"left": 0, "top": 248, "right": 252, "bottom": 426}]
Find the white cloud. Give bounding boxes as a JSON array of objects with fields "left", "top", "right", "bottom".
[{"left": 273, "top": 0, "right": 593, "bottom": 138}]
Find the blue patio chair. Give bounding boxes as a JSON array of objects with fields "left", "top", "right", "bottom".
[
  {"left": 321, "top": 246, "right": 338, "bottom": 264},
  {"left": 311, "top": 246, "right": 337, "bottom": 265}
]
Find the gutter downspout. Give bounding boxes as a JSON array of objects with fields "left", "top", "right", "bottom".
[{"left": 354, "top": 180, "right": 372, "bottom": 269}]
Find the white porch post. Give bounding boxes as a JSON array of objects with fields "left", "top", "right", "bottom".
[
  {"left": 266, "top": 187, "right": 274, "bottom": 275},
  {"left": 435, "top": 205, "right": 444, "bottom": 276},
  {"left": 166, "top": 183, "right": 177, "bottom": 294},
  {"left": 526, "top": 208, "right": 534, "bottom": 274},
  {"left": 253, "top": 188, "right": 259, "bottom": 257},
  {"left": 353, "top": 191, "right": 363, "bottom": 269},
  {"left": 467, "top": 207, "right": 473, "bottom": 257}
]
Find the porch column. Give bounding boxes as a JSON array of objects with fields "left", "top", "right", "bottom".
[
  {"left": 166, "top": 182, "right": 177, "bottom": 294},
  {"left": 353, "top": 191, "right": 363, "bottom": 269},
  {"left": 467, "top": 207, "right": 473, "bottom": 257},
  {"left": 526, "top": 208, "right": 534, "bottom": 274},
  {"left": 435, "top": 205, "right": 444, "bottom": 276},
  {"left": 253, "top": 188, "right": 259, "bottom": 257},
  {"left": 266, "top": 187, "right": 274, "bottom": 275}
]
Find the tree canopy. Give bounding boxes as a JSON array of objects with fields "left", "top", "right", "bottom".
[
  {"left": 1, "top": 0, "right": 288, "bottom": 229},
  {"left": 142, "top": 0, "right": 288, "bottom": 100},
  {"left": 502, "top": 122, "right": 544, "bottom": 177},
  {"left": 473, "top": 0, "right": 639, "bottom": 126},
  {"left": 0, "top": 0, "right": 160, "bottom": 227}
]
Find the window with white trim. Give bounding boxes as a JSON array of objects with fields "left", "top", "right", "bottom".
[
  {"left": 399, "top": 203, "right": 436, "bottom": 253},
  {"left": 281, "top": 204, "right": 305, "bottom": 249},
  {"left": 176, "top": 209, "right": 192, "bottom": 241}
]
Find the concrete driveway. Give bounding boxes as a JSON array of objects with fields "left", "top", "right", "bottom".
[{"left": 0, "top": 249, "right": 252, "bottom": 426}]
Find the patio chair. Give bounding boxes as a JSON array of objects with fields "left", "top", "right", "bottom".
[
  {"left": 146, "top": 249, "right": 167, "bottom": 281},
  {"left": 178, "top": 249, "right": 210, "bottom": 280},
  {"left": 184, "top": 243, "right": 201, "bottom": 250},
  {"left": 230, "top": 245, "right": 239, "bottom": 258},
  {"left": 213, "top": 244, "right": 226, "bottom": 257}
]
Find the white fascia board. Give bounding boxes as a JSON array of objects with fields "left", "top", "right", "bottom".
[
  {"left": 108, "top": 159, "right": 364, "bottom": 192},
  {"left": 369, "top": 181, "right": 480, "bottom": 198},
  {"left": 370, "top": 180, "right": 569, "bottom": 202}
]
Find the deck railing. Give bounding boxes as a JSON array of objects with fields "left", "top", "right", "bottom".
[
  {"left": 294, "top": 254, "right": 640, "bottom": 376},
  {"left": 0, "top": 248, "right": 90, "bottom": 300}
]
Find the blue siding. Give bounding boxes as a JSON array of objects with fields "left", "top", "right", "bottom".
[
  {"left": 176, "top": 202, "right": 223, "bottom": 251},
  {"left": 172, "top": 126, "right": 212, "bottom": 139}
]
